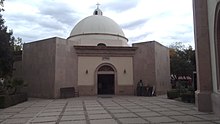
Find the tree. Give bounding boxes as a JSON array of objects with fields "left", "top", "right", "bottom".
[
  {"left": 0, "top": 0, "right": 4, "bottom": 12},
  {"left": 0, "top": 15, "right": 14, "bottom": 78},
  {"left": 0, "top": 0, "right": 22, "bottom": 78},
  {"left": 169, "top": 42, "right": 196, "bottom": 81}
]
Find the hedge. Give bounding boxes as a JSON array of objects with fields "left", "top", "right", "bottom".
[{"left": 0, "top": 93, "right": 27, "bottom": 108}]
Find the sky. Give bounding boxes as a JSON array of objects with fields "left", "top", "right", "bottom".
[{"left": 1, "top": 0, "right": 194, "bottom": 48}]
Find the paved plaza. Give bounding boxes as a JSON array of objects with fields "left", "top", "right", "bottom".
[{"left": 0, "top": 96, "right": 220, "bottom": 124}]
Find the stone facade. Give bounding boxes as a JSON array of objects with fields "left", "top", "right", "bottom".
[
  {"left": 22, "top": 37, "right": 57, "bottom": 98},
  {"left": 193, "top": 0, "right": 220, "bottom": 115},
  {"left": 75, "top": 46, "right": 136, "bottom": 96},
  {"left": 14, "top": 39, "right": 170, "bottom": 98},
  {"left": 133, "top": 41, "right": 171, "bottom": 95}
]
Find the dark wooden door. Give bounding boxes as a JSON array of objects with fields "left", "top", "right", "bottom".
[{"left": 98, "top": 74, "right": 114, "bottom": 95}]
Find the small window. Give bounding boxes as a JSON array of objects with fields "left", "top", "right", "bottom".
[
  {"left": 97, "top": 43, "right": 106, "bottom": 47},
  {"left": 98, "top": 65, "right": 114, "bottom": 71},
  {"left": 95, "top": 11, "right": 98, "bottom": 15}
]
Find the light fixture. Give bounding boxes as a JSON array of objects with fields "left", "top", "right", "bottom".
[{"left": 124, "top": 69, "right": 126, "bottom": 74}]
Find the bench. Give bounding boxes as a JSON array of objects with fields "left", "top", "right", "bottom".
[{"left": 60, "top": 87, "right": 79, "bottom": 98}]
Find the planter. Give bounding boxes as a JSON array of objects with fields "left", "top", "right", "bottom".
[
  {"left": 167, "top": 89, "right": 180, "bottom": 99},
  {"left": 0, "top": 93, "right": 28, "bottom": 108},
  {"left": 181, "top": 93, "right": 195, "bottom": 103}
]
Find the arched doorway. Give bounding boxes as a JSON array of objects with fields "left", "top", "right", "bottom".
[{"left": 97, "top": 64, "right": 116, "bottom": 95}]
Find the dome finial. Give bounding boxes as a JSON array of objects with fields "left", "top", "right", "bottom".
[
  {"left": 96, "top": 3, "right": 100, "bottom": 8},
  {"left": 93, "top": 3, "right": 103, "bottom": 15}
]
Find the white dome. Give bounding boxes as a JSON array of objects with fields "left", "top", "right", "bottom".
[
  {"left": 67, "top": 8, "right": 128, "bottom": 46},
  {"left": 69, "top": 15, "right": 125, "bottom": 38}
]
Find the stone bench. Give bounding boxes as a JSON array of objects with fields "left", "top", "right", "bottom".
[{"left": 60, "top": 87, "right": 79, "bottom": 98}]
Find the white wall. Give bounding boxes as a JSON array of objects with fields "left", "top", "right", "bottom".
[{"left": 78, "top": 56, "right": 133, "bottom": 86}]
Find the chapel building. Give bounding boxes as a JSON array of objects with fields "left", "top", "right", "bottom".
[{"left": 13, "top": 6, "right": 170, "bottom": 98}]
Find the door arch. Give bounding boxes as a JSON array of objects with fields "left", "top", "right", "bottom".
[
  {"left": 215, "top": 2, "right": 220, "bottom": 90},
  {"left": 95, "top": 63, "right": 117, "bottom": 95}
]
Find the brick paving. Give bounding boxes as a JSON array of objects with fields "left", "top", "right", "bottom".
[{"left": 0, "top": 96, "right": 220, "bottom": 124}]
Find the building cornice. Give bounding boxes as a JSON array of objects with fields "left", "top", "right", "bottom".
[{"left": 74, "top": 46, "right": 137, "bottom": 57}]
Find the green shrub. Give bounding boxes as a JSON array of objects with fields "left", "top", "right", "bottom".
[
  {"left": 1, "top": 78, "right": 25, "bottom": 95},
  {"left": 167, "top": 89, "right": 180, "bottom": 99},
  {"left": 0, "top": 95, "right": 5, "bottom": 108},
  {"left": 0, "top": 93, "right": 27, "bottom": 108}
]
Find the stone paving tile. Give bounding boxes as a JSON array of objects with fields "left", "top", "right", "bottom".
[
  {"left": 31, "top": 104, "right": 49, "bottom": 107},
  {"left": 184, "top": 122, "right": 216, "bottom": 124},
  {"left": 170, "top": 115, "right": 203, "bottom": 122},
  {"left": 43, "top": 108, "right": 63, "bottom": 113},
  {"left": 215, "top": 120, "right": 220, "bottom": 124},
  {"left": 85, "top": 103, "right": 100, "bottom": 106},
  {"left": 65, "top": 107, "right": 84, "bottom": 111},
  {"left": 61, "top": 115, "right": 85, "bottom": 121},
  {"left": 136, "top": 111, "right": 161, "bottom": 117},
  {"left": 46, "top": 106, "right": 64, "bottom": 109},
  {"left": 88, "top": 113, "right": 112, "bottom": 120},
  {"left": 63, "top": 111, "right": 85, "bottom": 115},
  {"left": 170, "top": 107, "right": 191, "bottom": 111},
  {"left": 143, "top": 105, "right": 162, "bottom": 108},
  {"left": 161, "top": 122, "right": 185, "bottom": 124},
  {"left": 161, "top": 104, "right": 179, "bottom": 108},
  {"left": 118, "top": 117, "right": 148, "bottom": 124},
  {"left": 2, "top": 118, "right": 31, "bottom": 124},
  {"left": 108, "top": 109, "right": 130, "bottom": 113},
  {"left": 128, "top": 108, "right": 151, "bottom": 112},
  {"left": 102, "top": 104, "right": 118, "bottom": 107},
  {"left": 67, "top": 103, "right": 83, "bottom": 106},
  {"left": 180, "top": 110, "right": 210, "bottom": 115},
  {"left": 11, "top": 113, "right": 36, "bottom": 118},
  {"left": 31, "top": 103, "right": 51, "bottom": 107},
  {"left": 184, "top": 121, "right": 216, "bottom": 124},
  {"left": 136, "top": 103, "right": 153, "bottom": 106},
  {"left": 20, "top": 107, "right": 44, "bottom": 113},
  {"left": 65, "top": 106, "right": 83, "bottom": 109},
  {"left": 59, "top": 120, "right": 87, "bottom": 124},
  {"left": 146, "top": 116, "right": 177, "bottom": 123},
  {"left": 149, "top": 107, "right": 171, "bottom": 112},
  {"left": 12, "top": 103, "right": 32, "bottom": 108},
  {"left": 90, "top": 119, "right": 118, "bottom": 124},
  {"left": 177, "top": 104, "right": 195, "bottom": 108},
  {"left": 86, "top": 107, "right": 104, "bottom": 110},
  {"left": 154, "top": 103, "right": 170, "bottom": 106},
  {"left": 159, "top": 111, "right": 186, "bottom": 116},
  {"left": 30, "top": 116, "right": 58, "bottom": 123},
  {"left": 2, "top": 108, "right": 24, "bottom": 113},
  {"left": 194, "top": 114, "right": 220, "bottom": 121},
  {"left": 37, "top": 112, "right": 61, "bottom": 117},
  {"left": 29, "top": 122, "right": 56, "bottom": 124},
  {"left": 0, "top": 114, "right": 13, "bottom": 120},
  {"left": 87, "top": 110, "right": 108, "bottom": 114},
  {"left": 105, "top": 106, "right": 123, "bottom": 110},
  {"left": 120, "top": 104, "right": 136, "bottom": 107},
  {"left": 85, "top": 103, "right": 101, "bottom": 106},
  {"left": 123, "top": 105, "right": 142, "bottom": 109},
  {"left": 113, "top": 113, "right": 138, "bottom": 118}
]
